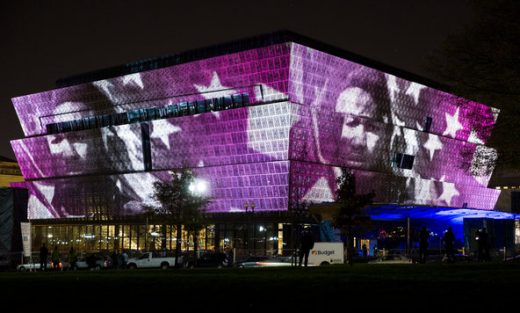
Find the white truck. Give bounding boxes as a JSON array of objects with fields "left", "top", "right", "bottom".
[
  {"left": 126, "top": 252, "right": 179, "bottom": 270},
  {"left": 307, "top": 242, "right": 344, "bottom": 266}
]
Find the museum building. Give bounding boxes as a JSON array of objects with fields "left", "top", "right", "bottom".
[{"left": 10, "top": 31, "right": 506, "bottom": 256}]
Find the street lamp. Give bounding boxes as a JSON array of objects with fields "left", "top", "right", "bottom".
[{"left": 245, "top": 201, "right": 256, "bottom": 256}]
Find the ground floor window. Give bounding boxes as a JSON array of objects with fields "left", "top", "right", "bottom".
[{"left": 30, "top": 222, "right": 287, "bottom": 258}]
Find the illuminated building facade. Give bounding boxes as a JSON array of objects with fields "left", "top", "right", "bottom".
[{"left": 10, "top": 32, "right": 503, "bottom": 255}]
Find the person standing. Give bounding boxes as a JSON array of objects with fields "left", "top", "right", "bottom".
[
  {"left": 299, "top": 229, "right": 315, "bottom": 267},
  {"left": 51, "top": 246, "right": 60, "bottom": 271},
  {"left": 121, "top": 250, "right": 128, "bottom": 269},
  {"left": 419, "top": 227, "right": 429, "bottom": 264},
  {"left": 39, "top": 243, "right": 49, "bottom": 271},
  {"left": 443, "top": 227, "right": 456, "bottom": 263},
  {"left": 68, "top": 247, "right": 78, "bottom": 270},
  {"left": 477, "top": 227, "right": 490, "bottom": 261}
]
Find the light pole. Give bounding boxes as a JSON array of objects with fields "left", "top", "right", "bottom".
[{"left": 244, "top": 201, "right": 255, "bottom": 256}]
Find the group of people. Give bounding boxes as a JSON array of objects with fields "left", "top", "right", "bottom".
[
  {"left": 418, "top": 226, "right": 456, "bottom": 264},
  {"left": 418, "top": 226, "right": 491, "bottom": 263},
  {"left": 38, "top": 243, "right": 63, "bottom": 271},
  {"left": 39, "top": 243, "right": 130, "bottom": 271}
]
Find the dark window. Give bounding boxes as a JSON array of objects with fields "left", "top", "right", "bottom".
[
  {"left": 178, "top": 102, "right": 188, "bottom": 115},
  {"left": 188, "top": 101, "right": 197, "bottom": 114},
  {"left": 205, "top": 99, "right": 214, "bottom": 111},
  {"left": 214, "top": 97, "right": 224, "bottom": 110},
  {"left": 393, "top": 153, "right": 415, "bottom": 170},
  {"left": 141, "top": 123, "right": 152, "bottom": 171},
  {"left": 102, "top": 115, "right": 111, "bottom": 127},
  {"left": 62, "top": 121, "right": 72, "bottom": 132},
  {"left": 87, "top": 116, "right": 96, "bottom": 128},
  {"left": 82, "top": 118, "right": 90, "bottom": 129},
  {"left": 424, "top": 116, "right": 432, "bottom": 132},
  {"left": 232, "top": 94, "right": 243, "bottom": 107},
  {"left": 242, "top": 93, "right": 250, "bottom": 106},
  {"left": 165, "top": 105, "right": 178, "bottom": 117},
  {"left": 46, "top": 123, "right": 58, "bottom": 134},
  {"left": 128, "top": 110, "right": 140, "bottom": 123},
  {"left": 114, "top": 112, "right": 128, "bottom": 125},
  {"left": 146, "top": 108, "right": 158, "bottom": 120},
  {"left": 511, "top": 192, "right": 520, "bottom": 213},
  {"left": 196, "top": 100, "right": 207, "bottom": 113},
  {"left": 223, "top": 96, "right": 233, "bottom": 109}
]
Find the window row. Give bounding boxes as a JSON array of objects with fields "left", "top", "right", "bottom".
[{"left": 46, "top": 93, "right": 250, "bottom": 134}]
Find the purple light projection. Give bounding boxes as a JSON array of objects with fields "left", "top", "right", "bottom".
[
  {"left": 10, "top": 41, "right": 501, "bottom": 219},
  {"left": 288, "top": 44, "right": 499, "bottom": 210}
]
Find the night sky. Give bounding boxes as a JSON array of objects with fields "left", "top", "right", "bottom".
[{"left": 0, "top": 0, "right": 472, "bottom": 160}]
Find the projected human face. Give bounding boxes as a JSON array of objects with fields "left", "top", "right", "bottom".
[{"left": 335, "top": 87, "right": 381, "bottom": 166}]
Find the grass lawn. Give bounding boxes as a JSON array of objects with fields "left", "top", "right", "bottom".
[{"left": 1, "top": 262, "right": 518, "bottom": 310}]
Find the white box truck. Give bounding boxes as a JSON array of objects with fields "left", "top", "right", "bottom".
[{"left": 308, "top": 242, "right": 344, "bottom": 266}]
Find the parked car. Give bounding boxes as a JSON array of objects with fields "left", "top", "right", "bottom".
[
  {"left": 184, "top": 251, "right": 227, "bottom": 268},
  {"left": 127, "top": 251, "right": 178, "bottom": 269},
  {"left": 68, "top": 254, "right": 110, "bottom": 270},
  {"left": 236, "top": 256, "right": 293, "bottom": 268},
  {"left": 17, "top": 260, "right": 61, "bottom": 271},
  {"left": 368, "top": 254, "right": 413, "bottom": 265},
  {"left": 505, "top": 254, "right": 520, "bottom": 263}
]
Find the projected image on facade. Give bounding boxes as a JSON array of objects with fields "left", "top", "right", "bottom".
[{"left": 10, "top": 38, "right": 501, "bottom": 219}]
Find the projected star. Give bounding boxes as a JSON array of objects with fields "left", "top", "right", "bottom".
[
  {"left": 405, "top": 82, "right": 426, "bottom": 104},
  {"left": 423, "top": 134, "right": 443, "bottom": 161},
  {"left": 122, "top": 73, "right": 144, "bottom": 89},
  {"left": 438, "top": 182, "right": 460, "bottom": 206},
  {"left": 468, "top": 129, "right": 484, "bottom": 144},
  {"left": 93, "top": 80, "right": 116, "bottom": 102},
  {"left": 442, "top": 107, "right": 463, "bottom": 138},
  {"left": 150, "top": 120, "right": 182, "bottom": 150},
  {"left": 72, "top": 143, "right": 87, "bottom": 160},
  {"left": 194, "top": 72, "right": 236, "bottom": 118},
  {"left": 302, "top": 177, "right": 335, "bottom": 202}
]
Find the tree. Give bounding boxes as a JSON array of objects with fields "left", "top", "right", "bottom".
[
  {"left": 428, "top": 0, "right": 520, "bottom": 172},
  {"left": 333, "top": 168, "right": 374, "bottom": 265},
  {"left": 146, "top": 167, "right": 210, "bottom": 267}
]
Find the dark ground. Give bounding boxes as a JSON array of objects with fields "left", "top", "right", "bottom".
[{"left": 1, "top": 263, "right": 517, "bottom": 311}]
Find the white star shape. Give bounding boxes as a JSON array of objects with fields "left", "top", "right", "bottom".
[
  {"left": 194, "top": 72, "right": 236, "bottom": 118},
  {"left": 302, "top": 177, "right": 335, "bottom": 203},
  {"left": 405, "top": 82, "right": 426, "bottom": 104},
  {"left": 72, "top": 143, "right": 87, "bottom": 160},
  {"left": 438, "top": 182, "right": 460, "bottom": 206},
  {"left": 122, "top": 73, "right": 144, "bottom": 89},
  {"left": 442, "top": 107, "right": 464, "bottom": 138},
  {"left": 423, "top": 134, "right": 443, "bottom": 161},
  {"left": 93, "top": 80, "right": 116, "bottom": 102},
  {"left": 468, "top": 129, "right": 484, "bottom": 144},
  {"left": 150, "top": 120, "right": 181, "bottom": 150}
]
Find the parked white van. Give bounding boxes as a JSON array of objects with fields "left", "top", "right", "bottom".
[{"left": 308, "top": 242, "right": 344, "bottom": 266}]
